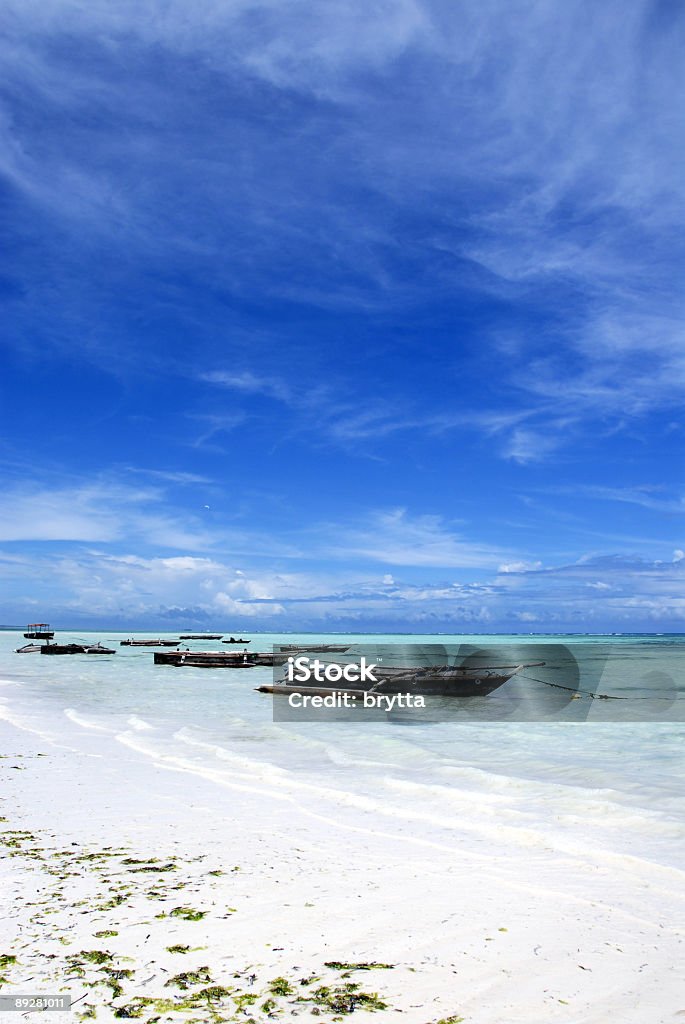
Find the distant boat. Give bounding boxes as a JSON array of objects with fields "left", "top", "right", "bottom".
[
  {"left": 16, "top": 643, "right": 43, "bottom": 653},
  {"left": 180, "top": 633, "right": 224, "bottom": 640},
  {"left": 84, "top": 642, "right": 115, "bottom": 654},
  {"left": 277, "top": 644, "right": 350, "bottom": 653},
  {"left": 222, "top": 637, "right": 251, "bottom": 644},
  {"left": 154, "top": 650, "right": 285, "bottom": 667},
  {"left": 156, "top": 651, "right": 255, "bottom": 668},
  {"left": 120, "top": 639, "right": 181, "bottom": 647},
  {"left": 23, "top": 623, "right": 55, "bottom": 640}
]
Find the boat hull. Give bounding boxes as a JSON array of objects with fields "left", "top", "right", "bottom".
[
  {"left": 277, "top": 644, "right": 350, "bottom": 653},
  {"left": 154, "top": 650, "right": 286, "bottom": 667},
  {"left": 259, "top": 675, "right": 514, "bottom": 699},
  {"left": 262, "top": 663, "right": 528, "bottom": 698},
  {"left": 120, "top": 640, "right": 181, "bottom": 647},
  {"left": 41, "top": 644, "right": 88, "bottom": 655}
]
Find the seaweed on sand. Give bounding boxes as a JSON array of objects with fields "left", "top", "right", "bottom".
[
  {"left": 268, "top": 977, "right": 294, "bottom": 996},
  {"left": 165, "top": 967, "right": 213, "bottom": 990},
  {"left": 298, "top": 982, "right": 388, "bottom": 1014},
  {"left": 69, "top": 950, "right": 114, "bottom": 966},
  {"left": 324, "top": 961, "right": 395, "bottom": 972},
  {"left": 169, "top": 906, "right": 207, "bottom": 921}
]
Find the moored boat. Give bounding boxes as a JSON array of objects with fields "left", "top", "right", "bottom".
[
  {"left": 39, "top": 641, "right": 115, "bottom": 655},
  {"left": 41, "top": 643, "right": 89, "bottom": 655},
  {"left": 277, "top": 644, "right": 350, "bottom": 653},
  {"left": 120, "top": 639, "right": 181, "bottom": 647},
  {"left": 160, "top": 652, "right": 255, "bottom": 667},
  {"left": 259, "top": 662, "right": 545, "bottom": 698},
  {"left": 154, "top": 650, "right": 286, "bottom": 667}
]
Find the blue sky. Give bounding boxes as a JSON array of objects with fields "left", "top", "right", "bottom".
[{"left": 1, "top": 0, "right": 683, "bottom": 631}]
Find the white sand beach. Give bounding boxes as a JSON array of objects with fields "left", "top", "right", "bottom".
[{"left": 1, "top": 709, "right": 684, "bottom": 1024}]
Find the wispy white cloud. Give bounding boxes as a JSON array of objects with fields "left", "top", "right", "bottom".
[
  {"left": 185, "top": 413, "right": 247, "bottom": 452},
  {"left": 199, "top": 370, "right": 292, "bottom": 402},
  {"left": 321, "top": 508, "right": 510, "bottom": 569},
  {"left": 0, "top": 482, "right": 160, "bottom": 544},
  {"left": 0, "top": 476, "right": 298, "bottom": 558},
  {"left": 547, "top": 484, "right": 685, "bottom": 514},
  {"left": 124, "top": 468, "right": 214, "bottom": 486},
  {"left": 500, "top": 426, "right": 568, "bottom": 465},
  {"left": 199, "top": 369, "right": 540, "bottom": 454},
  {"left": 498, "top": 560, "right": 543, "bottom": 574},
  {"left": 0, "top": 466, "right": 514, "bottom": 576}
]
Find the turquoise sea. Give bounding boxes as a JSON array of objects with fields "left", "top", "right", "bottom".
[{"left": 1, "top": 630, "right": 684, "bottom": 873}]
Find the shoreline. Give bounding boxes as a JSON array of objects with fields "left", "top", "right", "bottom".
[{"left": 1, "top": 717, "right": 684, "bottom": 1022}]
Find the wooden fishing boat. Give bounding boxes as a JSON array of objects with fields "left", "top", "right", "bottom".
[
  {"left": 155, "top": 649, "right": 243, "bottom": 666},
  {"left": 120, "top": 639, "right": 181, "bottom": 647},
  {"left": 258, "top": 662, "right": 545, "bottom": 698},
  {"left": 38, "top": 641, "right": 115, "bottom": 655},
  {"left": 155, "top": 651, "right": 254, "bottom": 667},
  {"left": 41, "top": 643, "right": 88, "bottom": 655},
  {"left": 154, "top": 650, "right": 287, "bottom": 667},
  {"left": 277, "top": 644, "right": 350, "bottom": 653}
]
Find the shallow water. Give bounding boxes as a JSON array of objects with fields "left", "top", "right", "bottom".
[{"left": 1, "top": 630, "right": 684, "bottom": 873}]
